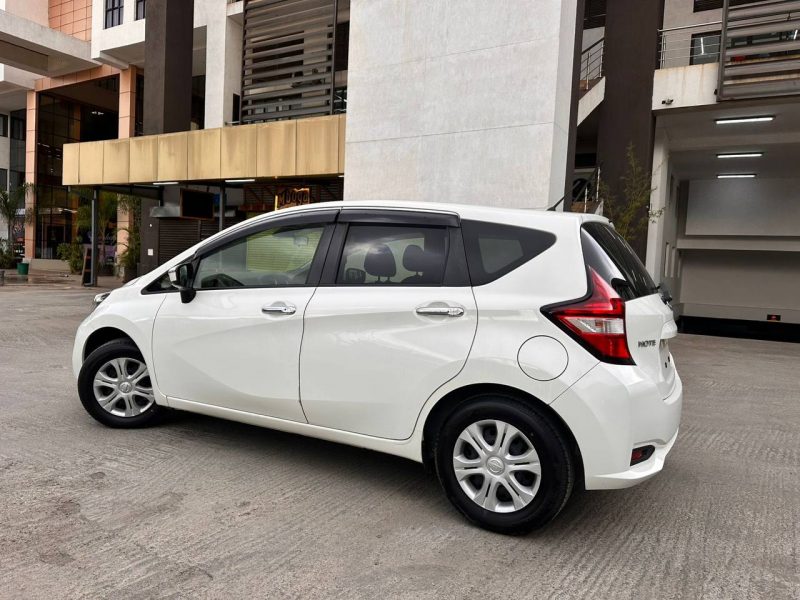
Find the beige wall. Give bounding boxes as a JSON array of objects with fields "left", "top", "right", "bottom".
[{"left": 49, "top": 0, "right": 93, "bottom": 41}]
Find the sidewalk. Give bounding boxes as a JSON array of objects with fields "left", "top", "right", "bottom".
[{"left": 0, "top": 269, "right": 124, "bottom": 290}]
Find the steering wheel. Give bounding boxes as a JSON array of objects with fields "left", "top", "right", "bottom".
[{"left": 200, "top": 273, "right": 244, "bottom": 288}]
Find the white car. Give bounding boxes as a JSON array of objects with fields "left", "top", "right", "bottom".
[{"left": 73, "top": 201, "right": 681, "bottom": 533}]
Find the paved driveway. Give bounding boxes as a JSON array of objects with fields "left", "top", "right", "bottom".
[{"left": 1, "top": 287, "right": 798, "bottom": 599}]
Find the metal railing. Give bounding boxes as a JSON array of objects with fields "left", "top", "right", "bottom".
[
  {"left": 580, "top": 37, "right": 604, "bottom": 93},
  {"left": 658, "top": 21, "right": 723, "bottom": 69}
]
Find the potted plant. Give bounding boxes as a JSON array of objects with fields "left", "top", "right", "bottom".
[{"left": 0, "top": 183, "right": 32, "bottom": 269}]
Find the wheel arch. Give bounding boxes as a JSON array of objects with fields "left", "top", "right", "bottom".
[
  {"left": 420, "top": 383, "right": 584, "bottom": 486},
  {"left": 83, "top": 326, "right": 138, "bottom": 360}
]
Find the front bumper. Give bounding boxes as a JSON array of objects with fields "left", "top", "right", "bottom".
[{"left": 550, "top": 362, "right": 683, "bottom": 490}]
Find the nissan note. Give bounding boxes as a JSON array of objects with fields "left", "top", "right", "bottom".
[{"left": 73, "top": 201, "right": 682, "bottom": 534}]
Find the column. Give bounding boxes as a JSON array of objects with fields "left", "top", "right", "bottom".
[{"left": 204, "top": 6, "right": 243, "bottom": 129}]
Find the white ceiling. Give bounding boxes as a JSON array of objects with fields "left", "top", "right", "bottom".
[{"left": 659, "top": 99, "right": 800, "bottom": 180}]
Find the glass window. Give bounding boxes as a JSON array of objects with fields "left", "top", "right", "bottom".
[
  {"left": 690, "top": 32, "right": 721, "bottom": 65},
  {"left": 105, "top": 0, "right": 123, "bottom": 28},
  {"left": 461, "top": 220, "right": 556, "bottom": 285},
  {"left": 0, "top": 169, "right": 7, "bottom": 191},
  {"left": 337, "top": 225, "right": 448, "bottom": 285},
  {"left": 194, "top": 225, "right": 325, "bottom": 289},
  {"left": 0, "top": 115, "right": 7, "bottom": 137},
  {"left": 581, "top": 222, "right": 657, "bottom": 300},
  {"left": 135, "top": 0, "right": 145, "bottom": 20}
]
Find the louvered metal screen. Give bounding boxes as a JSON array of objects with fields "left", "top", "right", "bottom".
[{"left": 241, "top": 0, "right": 338, "bottom": 123}]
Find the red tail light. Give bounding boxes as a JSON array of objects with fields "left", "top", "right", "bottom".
[{"left": 545, "top": 268, "right": 634, "bottom": 365}]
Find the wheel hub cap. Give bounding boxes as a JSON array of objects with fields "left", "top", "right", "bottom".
[
  {"left": 452, "top": 419, "right": 542, "bottom": 514},
  {"left": 92, "top": 357, "right": 155, "bottom": 418}
]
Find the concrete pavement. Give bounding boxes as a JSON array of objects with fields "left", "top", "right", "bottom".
[{"left": 0, "top": 286, "right": 798, "bottom": 599}]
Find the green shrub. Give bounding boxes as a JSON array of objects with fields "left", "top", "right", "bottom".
[
  {"left": 0, "top": 241, "right": 15, "bottom": 269},
  {"left": 57, "top": 240, "right": 85, "bottom": 274}
]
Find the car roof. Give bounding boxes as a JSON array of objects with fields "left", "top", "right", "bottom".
[{"left": 248, "top": 200, "right": 608, "bottom": 227}]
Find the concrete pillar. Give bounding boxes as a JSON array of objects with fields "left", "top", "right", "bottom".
[
  {"left": 143, "top": 0, "right": 194, "bottom": 135},
  {"left": 204, "top": 6, "right": 243, "bottom": 129},
  {"left": 646, "top": 126, "right": 670, "bottom": 282},
  {"left": 597, "top": 0, "right": 663, "bottom": 255},
  {"left": 118, "top": 67, "right": 137, "bottom": 139},
  {"left": 343, "top": 0, "right": 579, "bottom": 209},
  {"left": 23, "top": 89, "right": 36, "bottom": 259}
]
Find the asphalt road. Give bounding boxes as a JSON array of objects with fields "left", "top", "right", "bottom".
[{"left": 1, "top": 286, "right": 798, "bottom": 599}]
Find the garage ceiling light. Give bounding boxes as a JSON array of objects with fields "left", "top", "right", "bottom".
[
  {"left": 717, "top": 173, "right": 756, "bottom": 179},
  {"left": 152, "top": 181, "right": 178, "bottom": 186},
  {"left": 717, "top": 152, "right": 763, "bottom": 158},
  {"left": 224, "top": 178, "right": 255, "bottom": 183},
  {"left": 715, "top": 116, "right": 774, "bottom": 125}
]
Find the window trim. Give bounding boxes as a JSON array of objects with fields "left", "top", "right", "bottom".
[
  {"left": 141, "top": 209, "right": 339, "bottom": 294},
  {"left": 319, "top": 209, "right": 472, "bottom": 290}
]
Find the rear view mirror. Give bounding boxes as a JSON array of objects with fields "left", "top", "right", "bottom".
[{"left": 168, "top": 263, "right": 196, "bottom": 303}]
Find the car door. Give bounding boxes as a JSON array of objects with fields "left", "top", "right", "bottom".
[
  {"left": 299, "top": 209, "right": 478, "bottom": 440},
  {"left": 151, "top": 210, "right": 337, "bottom": 421}
]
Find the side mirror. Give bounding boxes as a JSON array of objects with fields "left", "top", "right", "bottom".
[{"left": 168, "top": 263, "right": 196, "bottom": 303}]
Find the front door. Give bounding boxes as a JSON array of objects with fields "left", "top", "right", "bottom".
[
  {"left": 152, "top": 214, "right": 335, "bottom": 421},
  {"left": 300, "top": 214, "right": 478, "bottom": 440}
]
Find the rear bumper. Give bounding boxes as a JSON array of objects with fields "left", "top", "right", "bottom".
[{"left": 550, "top": 362, "right": 683, "bottom": 490}]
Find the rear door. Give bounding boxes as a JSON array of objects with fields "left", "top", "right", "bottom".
[
  {"left": 581, "top": 222, "right": 677, "bottom": 398},
  {"left": 299, "top": 209, "right": 477, "bottom": 440}
]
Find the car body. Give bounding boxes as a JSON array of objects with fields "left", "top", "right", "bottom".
[{"left": 73, "top": 201, "right": 682, "bottom": 532}]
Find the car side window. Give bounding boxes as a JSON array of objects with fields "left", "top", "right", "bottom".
[
  {"left": 461, "top": 220, "right": 556, "bottom": 285},
  {"left": 194, "top": 225, "right": 325, "bottom": 289},
  {"left": 337, "top": 225, "right": 449, "bottom": 285}
]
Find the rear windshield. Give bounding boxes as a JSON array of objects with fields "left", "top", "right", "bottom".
[{"left": 581, "top": 222, "right": 656, "bottom": 300}]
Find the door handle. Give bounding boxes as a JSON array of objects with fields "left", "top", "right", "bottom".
[
  {"left": 416, "top": 305, "right": 465, "bottom": 317},
  {"left": 261, "top": 303, "right": 296, "bottom": 315}
]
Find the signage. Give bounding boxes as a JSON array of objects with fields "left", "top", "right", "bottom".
[{"left": 275, "top": 187, "right": 311, "bottom": 211}]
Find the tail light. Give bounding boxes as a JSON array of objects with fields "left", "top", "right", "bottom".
[{"left": 545, "top": 268, "right": 634, "bottom": 365}]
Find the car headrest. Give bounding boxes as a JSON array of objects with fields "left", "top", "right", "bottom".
[
  {"left": 402, "top": 244, "right": 435, "bottom": 273},
  {"left": 364, "top": 243, "right": 396, "bottom": 278}
]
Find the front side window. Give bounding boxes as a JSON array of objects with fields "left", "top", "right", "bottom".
[
  {"left": 194, "top": 225, "right": 325, "bottom": 289},
  {"left": 337, "top": 225, "right": 448, "bottom": 285},
  {"left": 136, "top": 0, "right": 146, "bottom": 20},
  {"left": 690, "top": 32, "right": 721, "bottom": 65},
  {"left": 105, "top": 0, "right": 124, "bottom": 28}
]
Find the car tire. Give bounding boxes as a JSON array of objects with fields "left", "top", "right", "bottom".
[
  {"left": 434, "top": 393, "right": 575, "bottom": 534},
  {"left": 78, "top": 339, "right": 164, "bottom": 428}
]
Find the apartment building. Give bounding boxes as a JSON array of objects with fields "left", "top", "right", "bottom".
[{"left": 1, "top": 0, "right": 797, "bottom": 328}]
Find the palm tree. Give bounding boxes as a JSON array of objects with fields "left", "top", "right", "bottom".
[{"left": 0, "top": 183, "right": 32, "bottom": 250}]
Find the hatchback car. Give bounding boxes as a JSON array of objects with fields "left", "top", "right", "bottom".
[{"left": 73, "top": 201, "right": 681, "bottom": 534}]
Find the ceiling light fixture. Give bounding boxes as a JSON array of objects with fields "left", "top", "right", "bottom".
[
  {"left": 152, "top": 181, "right": 178, "bottom": 186},
  {"left": 717, "top": 173, "right": 756, "bottom": 179},
  {"left": 717, "top": 152, "right": 763, "bottom": 159},
  {"left": 715, "top": 116, "right": 774, "bottom": 125},
  {"left": 224, "top": 178, "right": 255, "bottom": 183}
]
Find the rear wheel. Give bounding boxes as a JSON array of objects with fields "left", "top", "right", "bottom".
[
  {"left": 78, "top": 339, "right": 163, "bottom": 428},
  {"left": 434, "top": 394, "right": 574, "bottom": 534}
]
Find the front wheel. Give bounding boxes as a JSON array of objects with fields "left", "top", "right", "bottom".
[
  {"left": 78, "top": 339, "right": 164, "bottom": 428},
  {"left": 434, "top": 395, "right": 575, "bottom": 534}
]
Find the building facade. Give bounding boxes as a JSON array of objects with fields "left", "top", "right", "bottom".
[{"left": 1, "top": 0, "right": 798, "bottom": 326}]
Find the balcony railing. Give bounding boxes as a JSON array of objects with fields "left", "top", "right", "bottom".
[
  {"left": 658, "top": 21, "right": 723, "bottom": 69},
  {"left": 580, "top": 38, "right": 604, "bottom": 95}
]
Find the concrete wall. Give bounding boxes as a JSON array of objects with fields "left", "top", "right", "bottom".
[
  {"left": 2, "top": 0, "right": 49, "bottom": 26},
  {"left": 343, "top": 0, "right": 578, "bottom": 209},
  {"left": 686, "top": 178, "right": 800, "bottom": 237},
  {"left": 652, "top": 63, "right": 718, "bottom": 111}
]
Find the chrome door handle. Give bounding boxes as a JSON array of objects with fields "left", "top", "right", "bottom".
[
  {"left": 416, "top": 306, "right": 465, "bottom": 317},
  {"left": 261, "top": 303, "right": 296, "bottom": 315}
]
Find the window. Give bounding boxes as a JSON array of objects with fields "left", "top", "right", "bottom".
[
  {"left": 0, "top": 168, "right": 7, "bottom": 191},
  {"left": 135, "top": 0, "right": 145, "bottom": 20},
  {"left": 10, "top": 113, "right": 24, "bottom": 140},
  {"left": 105, "top": 0, "right": 123, "bottom": 28},
  {"left": 690, "top": 32, "right": 721, "bottom": 65},
  {"left": 194, "top": 225, "right": 325, "bottom": 289},
  {"left": 0, "top": 115, "right": 7, "bottom": 137},
  {"left": 337, "top": 225, "right": 448, "bottom": 285},
  {"left": 581, "top": 222, "right": 657, "bottom": 300},
  {"left": 693, "top": 0, "right": 752, "bottom": 12},
  {"left": 461, "top": 221, "right": 556, "bottom": 286}
]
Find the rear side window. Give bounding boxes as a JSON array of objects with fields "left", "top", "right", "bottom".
[
  {"left": 581, "top": 222, "right": 656, "bottom": 300},
  {"left": 462, "top": 220, "right": 556, "bottom": 285}
]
